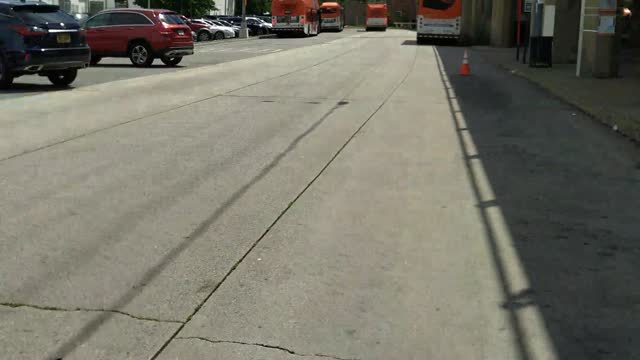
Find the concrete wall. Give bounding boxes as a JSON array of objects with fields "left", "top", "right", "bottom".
[
  {"left": 344, "top": 0, "right": 368, "bottom": 25},
  {"left": 553, "top": 0, "right": 581, "bottom": 63},
  {"left": 577, "top": 0, "right": 622, "bottom": 77},
  {"left": 490, "top": 0, "right": 512, "bottom": 46},
  {"left": 389, "top": 0, "right": 416, "bottom": 23},
  {"left": 468, "top": 0, "right": 493, "bottom": 44}
]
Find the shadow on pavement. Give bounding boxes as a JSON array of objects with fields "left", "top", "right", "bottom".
[
  {"left": 402, "top": 38, "right": 461, "bottom": 46},
  {"left": 46, "top": 99, "right": 350, "bottom": 360},
  {"left": 91, "top": 64, "right": 183, "bottom": 69},
  {"left": 0, "top": 83, "right": 69, "bottom": 94},
  {"left": 435, "top": 45, "right": 640, "bottom": 359}
]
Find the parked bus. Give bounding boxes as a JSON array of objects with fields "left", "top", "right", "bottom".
[
  {"left": 365, "top": 1, "right": 387, "bottom": 31},
  {"left": 271, "top": 0, "right": 320, "bottom": 36},
  {"left": 416, "top": 0, "right": 462, "bottom": 43},
  {"left": 320, "top": 2, "right": 344, "bottom": 32}
]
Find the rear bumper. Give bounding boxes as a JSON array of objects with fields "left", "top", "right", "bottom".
[
  {"left": 272, "top": 25, "right": 304, "bottom": 33},
  {"left": 417, "top": 33, "right": 460, "bottom": 39},
  {"left": 161, "top": 46, "right": 194, "bottom": 57},
  {"left": 321, "top": 22, "right": 340, "bottom": 28},
  {"left": 11, "top": 46, "right": 91, "bottom": 72}
]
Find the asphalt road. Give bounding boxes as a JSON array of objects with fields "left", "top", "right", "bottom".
[
  {"left": 1, "top": 29, "right": 639, "bottom": 360},
  {"left": 0, "top": 30, "right": 352, "bottom": 101}
]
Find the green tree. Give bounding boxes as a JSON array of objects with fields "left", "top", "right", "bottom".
[
  {"left": 234, "top": 0, "right": 271, "bottom": 15},
  {"left": 134, "top": 0, "right": 218, "bottom": 17}
]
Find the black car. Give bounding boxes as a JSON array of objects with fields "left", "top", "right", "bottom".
[
  {"left": 0, "top": 0, "right": 90, "bottom": 88},
  {"left": 221, "top": 16, "right": 270, "bottom": 36}
]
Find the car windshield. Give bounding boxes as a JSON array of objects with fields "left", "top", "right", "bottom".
[
  {"left": 159, "top": 13, "right": 185, "bottom": 24},
  {"left": 13, "top": 5, "right": 75, "bottom": 25}
]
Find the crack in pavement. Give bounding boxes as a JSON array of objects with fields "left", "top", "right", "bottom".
[
  {"left": 175, "top": 336, "right": 359, "bottom": 360},
  {"left": 0, "top": 302, "right": 184, "bottom": 324}
]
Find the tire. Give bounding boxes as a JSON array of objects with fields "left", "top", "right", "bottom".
[
  {"left": 0, "top": 54, "right": 14, "bottom": 89},
  {"left": 128, "top": 42, "right": 154, "bottom": 67},
  {"left": 161, "top": 56, "right": 182, "bottom": 66},
  {"left": 198, "top": 30, "right": 212, "bottom": 42},
  {"left": 90, "top": 56, "right": 101, "bottom": 66},
  {"left": 214, "top": 31, "right": 225, "bottom": 40},
  {"left": 47, "top": 69, "right": 77, "bottom": 87}
]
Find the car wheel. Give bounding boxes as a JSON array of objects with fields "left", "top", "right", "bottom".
[
  {"left": 129, "top": 42, "right": 154, "bottom": 67},
  {"left": 198, "top": 30, "right": 212, "bottom": 42},
  {"left": 214, "top": 31, "right": 225, "bottom": 40},
  {"left": 161, "top": 56, "right": 182, "bottom": 66},
  {"left": 90, "top": 56, "right": 101, "bottom": 66},
  {"left": 0, "top": 54, "right": 14, "bottom": 89},
  {"left": 47, "top": 69, "right": 78, "bottom": 87}
]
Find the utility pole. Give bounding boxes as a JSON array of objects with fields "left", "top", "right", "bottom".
[{"left": 240, "top": 0, "right": 249, "bottom": 38}]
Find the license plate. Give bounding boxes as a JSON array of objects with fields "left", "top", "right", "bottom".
[
  {"left": 57, "top": 33, "right": 71, "bottom": 44},
  {"left": 177, "top": 30, "right": 184, "bottom": 35}
]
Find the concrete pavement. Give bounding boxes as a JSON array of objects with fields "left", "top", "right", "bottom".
[
  {"left": 1, "top": 29, "right": 639, "bottom": 360},
  {"left": 471, "top": 46, "right": 640, "bottom": 142},
  {"left": 0, "top": 30, "right": 352, "bottom": 102}
]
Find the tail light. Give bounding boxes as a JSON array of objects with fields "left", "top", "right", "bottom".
[{"left": 11, "top": 25, "right": 47, "bottom": 36}]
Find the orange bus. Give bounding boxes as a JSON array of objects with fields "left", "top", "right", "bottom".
[
  {"left": 271, "top": 0, "right": 320, "bottom": 36},
  {"left": 320, "top": 2, "right": 344, "bottom": 32},
  {"left": 417, "top": 0, "right": 462, "bottom": 42},
  {"left": 365, "top": 2, "right": 387, "bottom": 31}
]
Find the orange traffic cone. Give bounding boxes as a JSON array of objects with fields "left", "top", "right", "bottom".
[{"left": 460, "top": 49, "right": 471, "bottom": 76}]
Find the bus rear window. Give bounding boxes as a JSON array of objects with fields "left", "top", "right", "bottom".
[
  {"left": 423, "top": 0, "right": 456, "bottom": 10},
  {"left": 320, "top": 8, "right": 337, "bottom": 14}
]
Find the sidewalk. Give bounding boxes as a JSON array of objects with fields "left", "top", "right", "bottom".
[{"left": 472, "top": 46, "right": 640, "bottom": 142}]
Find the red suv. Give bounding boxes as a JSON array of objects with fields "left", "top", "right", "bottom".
[{"left": 83, "top": 9, "right": 193, "bottom": 67}]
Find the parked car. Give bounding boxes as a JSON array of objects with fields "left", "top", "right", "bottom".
[
  {"left": 0, "top": 0, "right": 90, "bottom": 88},
  {"left": 201, "top": 19, "right": 238, "bottom": 37},
  {"left": 191, "top": 19, "right": 234, "bottom": 39},
  {"left": 223, "top": 16, "right": 270, "bottom": 36},
  {"left": 249, "top": 16, "right": 272, "bottom": 29},
  {"left": 73, "top": 12, "right": 90, "bottom": 24},
  {"left": 248, "top": 15, "right": 273, "bottom": 26},
  {"left": 217, "top": 19, "right": 240, "bottom": 31},
  {"left": 180, "top": 16, "right": 213, "bottom": 41},
  {"left": 83, "top": 9, "right": 193, "bottom": 67}
]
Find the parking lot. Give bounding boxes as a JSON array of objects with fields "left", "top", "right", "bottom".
[{"left": 0, "top": 31, "right": 354, "bottom": 102}]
